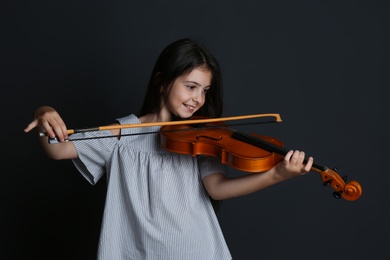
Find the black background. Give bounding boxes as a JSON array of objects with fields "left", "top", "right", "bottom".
[{"left": 1, "top": 1, "right": 389, "bottom": 259}]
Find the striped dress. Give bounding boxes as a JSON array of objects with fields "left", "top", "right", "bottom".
[{"left": 71, "top": 114, "right": 232, "bottom": 260}]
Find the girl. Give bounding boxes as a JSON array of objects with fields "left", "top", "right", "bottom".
[{"left": 24, "top": 38, "right": 313, "bottom": 260}]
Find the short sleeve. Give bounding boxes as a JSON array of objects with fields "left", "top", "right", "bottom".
[
  {"left": 71, "top": 130, "right": 118, "bottom": 185},
  {"left": 71, "top": 114, "right": 139, "bottom": 185},
  {"left": 197, "top": 155, "right": 225, "bottom": 179}
]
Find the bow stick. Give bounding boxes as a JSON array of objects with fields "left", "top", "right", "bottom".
[{"left": 39, "top": 113, "right": 282, "bottom": 137}]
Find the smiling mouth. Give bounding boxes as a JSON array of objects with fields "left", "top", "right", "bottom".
[{"left": 184, "top": 104, "right": 195, "bottom": 110}]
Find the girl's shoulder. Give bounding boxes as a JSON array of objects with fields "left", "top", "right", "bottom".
[
  {"left": 116, "top": 114, "right": 140, "bottom": 125},
  {"left": 106, "top": 114, "right": 139, "bottom": 136},
  {"left": 116, "top": 114, "right": 158, "bottom": 136}
]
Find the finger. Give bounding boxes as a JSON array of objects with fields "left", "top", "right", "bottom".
[
  {"left": 40, "top": 119, "right": 57, "bottom": 139},
  {"left": 303, "top": 156, "right": 314, "bottom": 172},
  {"left": 296, "top": 151, "right": 306, "bottom": 165},
  {"left": 289, "top": 150, "right": 302, "bottom": 166},
  {"left": 283, "top": 150, "right": 294, "bottom": 163},
  {"left": 24, "top": 120, "right": 38, "bottom": 133},
  {"left": 51, "top": 117, "right": 69, "bottom": 142}
]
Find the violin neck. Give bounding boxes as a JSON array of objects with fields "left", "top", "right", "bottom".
[{"left": 231, "top": 131, "right": 327, "bottom": 171}]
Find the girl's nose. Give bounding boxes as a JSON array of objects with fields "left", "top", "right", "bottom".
[{"left": 192, "top": 90, "right": 203, "bottom": 104}]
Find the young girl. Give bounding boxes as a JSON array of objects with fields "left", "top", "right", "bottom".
[{"left": 24, "top": 38, "right": 313, "bottom": 259}]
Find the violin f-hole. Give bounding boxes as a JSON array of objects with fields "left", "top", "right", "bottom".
[{"left": 196, "top": 135, "right": 223, "bottom": 141}]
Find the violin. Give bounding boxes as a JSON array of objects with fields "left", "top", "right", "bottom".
[{"left": 160, "top": 120, "right": 362, "bottom": 201}]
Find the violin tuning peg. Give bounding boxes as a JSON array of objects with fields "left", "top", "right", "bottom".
[
  {"left": 333, "top": 191, "right": 342, "bottom": 199},
  {"left": 323, "top": 179, "right": 332, "bottom": 186},
  {"left": 332, "top": 167, "right": 338, "bottom": 172},
  {"left": 342, "top": 175, "right": 348, "bottom": 182}
]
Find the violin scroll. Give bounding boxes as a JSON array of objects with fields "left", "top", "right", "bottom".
[
  {"left": 315, "top": 168, "right": 362, "bottom": 201},
  {"left": 342, "top": 180, "right": 363, "bottom": 201}
]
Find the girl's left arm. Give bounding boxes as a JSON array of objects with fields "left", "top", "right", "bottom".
[{"left": 202, "top": 150, "right": 313, "bottom": 200}]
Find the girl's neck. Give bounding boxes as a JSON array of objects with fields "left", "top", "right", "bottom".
[{"left": 139, "top": 111, "right": 172, "bottom": 123}]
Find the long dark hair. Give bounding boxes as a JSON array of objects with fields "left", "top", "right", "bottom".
[{"left": 140, "top": 38, "right": 223, "bottom": 118}]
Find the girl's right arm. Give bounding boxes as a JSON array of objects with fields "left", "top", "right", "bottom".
[
  {"left": 24, "top": 106, "right": 78, "bottom": 160},
  {"left": 203, "top": 150, "right": 313, "bottom": 200}
]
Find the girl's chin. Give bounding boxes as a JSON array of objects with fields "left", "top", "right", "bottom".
[{"left": 171, "top": 114, "right": 193, "bottom": 121}]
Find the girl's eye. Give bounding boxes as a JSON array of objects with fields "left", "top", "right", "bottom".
[
  {"left": 203, "top": 88, "right": 210, "bottom": 93},
  {"left": 187, "top": 85, "right": 196, "bottom": 90}
]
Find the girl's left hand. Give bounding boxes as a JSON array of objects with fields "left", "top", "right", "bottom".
[{"left": 274, "top": 150, "right": 313, "bottom": 180}]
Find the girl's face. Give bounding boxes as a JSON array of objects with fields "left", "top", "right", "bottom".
[{"left": 161, "top": 67, "right": 212, "bottom": 120}]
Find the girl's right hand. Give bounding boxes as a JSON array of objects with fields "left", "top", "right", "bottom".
[{"left": 24, "top": 106, "right": 69, "bottom": 142}]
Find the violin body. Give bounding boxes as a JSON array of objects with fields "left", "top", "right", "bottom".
[{"left": 160, "top": 124, "right": 284, "bottom": 173}]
